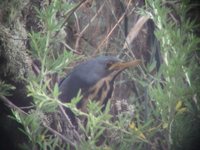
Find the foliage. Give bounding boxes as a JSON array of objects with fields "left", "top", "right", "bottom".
[
  {"left": 1, "top": 0, "right": 199, "bottom": 149},
  {"left": 18, "top": 1, "right": 78, "bottom": 149},
  {"left": 0, "top": 81, "right": 15, "bottom": 96},
  {"left": 140, "top": 0, "right": 200, "bottom": 149}
]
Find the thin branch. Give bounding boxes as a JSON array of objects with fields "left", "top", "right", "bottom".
[
  {"left": 19, "top": 105, "right": 36, "bottom": 109},
  {"left": 58, "top": 104, "right": 82, "bottom": 142},
  {"left": 75, "top": 1, "right": 105, "bottom": 51},
  {"left": 0, "top": 95, "right": 28, "bottom": 115},
  {"left": 54, "top": 0, "right": 87, "bottom": 38},
  {"left": 62, "top": 41, "right": 82, "bottom": 55},
  {"left": 96, "top": 12, "right": 126, "bottom": 52},
  {"left": 43, "top": 123, "right": 77, "bottom": 147},
  {"left": 95, "top": 0, "right": 133, "bottom": 54}
]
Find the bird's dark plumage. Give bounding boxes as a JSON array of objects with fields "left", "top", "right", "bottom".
[{"left": 59, "top": 56, "right": 141, "bottom": 126}]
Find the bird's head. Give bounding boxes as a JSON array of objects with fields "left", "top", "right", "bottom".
[{"left": 72, "top": 56, "right": 142, "bottom": 86}]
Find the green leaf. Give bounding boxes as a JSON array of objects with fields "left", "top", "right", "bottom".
[
  {"left": 0, "top": 81, "right": 15, "bottom": 96},
  {"left": 53, "top": 83, "right": 59, "bottom": 98}
]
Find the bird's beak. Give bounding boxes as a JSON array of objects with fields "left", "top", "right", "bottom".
[{"left": 109, "top": 59, "right": 142, "bottom": 71}]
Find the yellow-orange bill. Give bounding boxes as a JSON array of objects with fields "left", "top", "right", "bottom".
[{"left": 109, "top": 59, "right": 142, "bottom": 70}]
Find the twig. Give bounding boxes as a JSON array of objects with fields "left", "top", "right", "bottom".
[
  {"left": 54, "top": 0, "right": 87, "bottom": 38},
  {"left": 96, "top": 12, "right": 126, "bottom": 53},
  {"left": 75, "top": 1, "right": 105, "bottom": 51},
  {"left": 104, "top": 0, "right": 135, "bottom": 59},
  {"left": 0, "top": 95, "right": 28, "bottom": 115},
  {"left": 62, "top": 41, "right": 82, "bottom": 55},
  {"left": 95, "top": 0, "right": 133, "bottom": 54},
  {"left": 58, "top": 104, "right": 82, "bottom": 142},
  {"left": 19, "top": 105, "right": 36, "bottom": 109},
  {"left": 43, "top": 123, "right": 77, "bottom": 147}
]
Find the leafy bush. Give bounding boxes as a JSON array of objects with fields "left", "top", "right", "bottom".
[{"left": 1, "top": 0, "right": 199, "bottom": 149}]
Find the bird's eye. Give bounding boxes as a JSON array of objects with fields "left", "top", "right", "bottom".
[{"left": 106, "top": 61, "right": 114, "bottom": 70}]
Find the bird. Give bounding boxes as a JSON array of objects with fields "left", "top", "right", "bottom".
[{"left": 58, "top": 56, "right": 141, "bottom": 127}]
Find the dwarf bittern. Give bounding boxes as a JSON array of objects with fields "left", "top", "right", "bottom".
[{"left": 59, "top": 56, "right": 141, "bottom": 126}]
